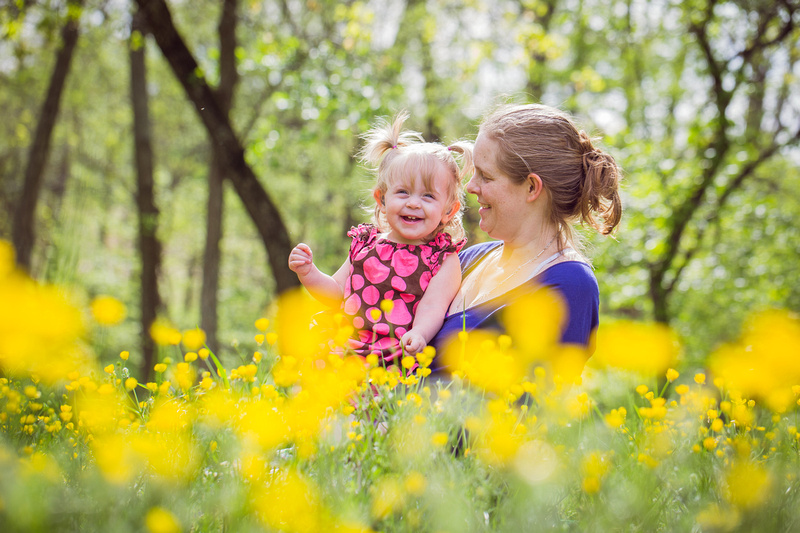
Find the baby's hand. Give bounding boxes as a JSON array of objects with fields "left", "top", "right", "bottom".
[
  {"left": 288, "top": 243, "right": 314, "bottom": 277},
  {"left": 401, "top": 330, "right": 426, "bottom": 358}
]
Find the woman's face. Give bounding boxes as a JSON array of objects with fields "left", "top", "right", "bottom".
[{"left": 466, "top": 133, "right": 530, "bottom": 241}]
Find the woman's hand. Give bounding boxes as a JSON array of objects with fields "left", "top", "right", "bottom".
[{"left": 288, "top": 243, "right": 315, "bottom": 277}]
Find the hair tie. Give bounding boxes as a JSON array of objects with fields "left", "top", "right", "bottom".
[{"left": 392, "top": 145, "right": 397, "bottom": 149}]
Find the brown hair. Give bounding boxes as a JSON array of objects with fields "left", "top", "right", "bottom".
[
  {"left": 359, "top": 111, "right": 473, "bottom": 242},
  {"left": 479, "top": 103, "right": 622, "bottom": 248}
]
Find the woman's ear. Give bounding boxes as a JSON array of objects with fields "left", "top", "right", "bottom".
[
  {"left": 373, "top": 189, "right": 385, "bottom": 211},
  {"left": 526, "top": 173, "right": 544, "bottom": 202}
]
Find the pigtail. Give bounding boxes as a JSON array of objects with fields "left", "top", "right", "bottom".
[
  {"left": 578, "top": 131, "right": 622, "bottom": 235},
  {"left": 359, "top": 111, "right": 424, "bottom": 167},
  {"left": 446, "top": 141, "right": 475, "bottom": 183}
]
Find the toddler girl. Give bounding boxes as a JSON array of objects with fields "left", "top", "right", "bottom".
[{"left": 288, "top": 112, "right": 471, "bottom": 365}]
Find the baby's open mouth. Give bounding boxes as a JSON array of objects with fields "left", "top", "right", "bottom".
[{"left": 402, "top": 216, "right": 421, "bottom": 222}]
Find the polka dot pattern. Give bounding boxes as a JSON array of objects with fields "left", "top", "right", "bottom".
[{"left": 340, "top": 224, "right": 465, "bottom": 364}]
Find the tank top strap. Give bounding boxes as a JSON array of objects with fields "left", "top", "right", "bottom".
[{"left": 530, "top": 247, "right": 579, "bottom": 278}]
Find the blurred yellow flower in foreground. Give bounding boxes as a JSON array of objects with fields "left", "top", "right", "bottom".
[
  {"left": 145, "top": 506, "right": 181, "bottom": 533},
  {"left": 590, "top": 321, "right": 679, "bottom": 376},
  {"left": 274, "top": 288, "right": 327, "bottom": 359},
  {"left": 709, "top": 310, "right": 800, "bottom": 412},
  {"left": 90, "top": 295, "right": 127, "bottom": 326},
  {"left": 150, "top": 319, "right": 181, "bottom": 346},
  {"left": 181, "top": 328, "right": 206, "bottom": 351},
  {"left": 253, "top": 469, "right": 324, "bottom": 533},
  {"left": 501, "top": 287, "right": 565, "bottom": 363},
  {"left": 442, "top": 330, "right": 526, "bottom": 395},
  {"left": 0, "top": 241, "right": 93, "bottom": 384},
  {"left": 724, "top": 460, "right": 772, "bottom": 510}
]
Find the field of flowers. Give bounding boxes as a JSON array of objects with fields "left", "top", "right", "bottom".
[{"left": 2, "top": 237, "right": 800, "bottom": 533}]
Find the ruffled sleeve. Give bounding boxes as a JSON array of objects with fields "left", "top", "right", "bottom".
[
  {"left": 347, "top": 224, "right": 379, "bottom": 261},
  {"left": 422, "top": 232, "right": 467, "bottom": 276}
]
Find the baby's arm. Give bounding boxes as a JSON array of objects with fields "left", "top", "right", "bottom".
[
  {"left": 288, "top": 243, "right": 350, "bottom": 308},
  {"left": 401, "top": 253, "right": 462, "bottom": 356}
]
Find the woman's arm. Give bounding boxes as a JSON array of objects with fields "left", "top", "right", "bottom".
[
  {"left": 401, "top": 253, "right": 462, "bottom": 356},
  {"left": 288, "top": 243, "right": 351, "bottom": 308}
]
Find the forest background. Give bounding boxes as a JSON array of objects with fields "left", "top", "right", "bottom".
[{"left": 1, "top": 0, "right": 798, "bottom": 381}]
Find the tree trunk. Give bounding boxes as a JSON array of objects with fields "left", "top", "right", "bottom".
[
  {"left": 11, "top": 0, "right": 84, "bottom": 271},
  {"left": 135, "top": 0, "right": 300, "bottom": 294},
  {"left": 130, "top": 7, "right": 162, "bottom": 382},
  {"left": 201, "top": 0, "right": 239, "bottom": 355}
]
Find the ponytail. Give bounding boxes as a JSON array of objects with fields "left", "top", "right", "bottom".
[{"left": 578, "top": 131, "right": 622, "bottom": 235}]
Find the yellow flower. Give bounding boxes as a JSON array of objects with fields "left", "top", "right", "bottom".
[
  {"left": 120, "top": 351, "right": 129, "bottom": 361},
  {"left": 125, "top": 378, "right": 138, "bottom": 391},
  {"left": 145, "top": 506, "right": 181, "bottom": 533},
  {"left": 582, "top": 476, "right": 601, "bottom": 494},
  {"left": 380, "top": 299, "right": 394, "bottom": 313},
  {"left": 255, "top": 334, "right": 265, "bottom": 344},
  {"left": 703, "top": 437, "right": 717, "bottom": 451},
  {"left": 666, "top": 368, "right": 679, "bottom": 382},
  {"left": 184, "top": 352, "right": 198, "bottom": 363},
  {"left": 150, "top": 319, "right": 181, "bottom": 346},
  {"left": 604, "top": 407, "right": 626, "bottom": 429},
  {"left": 104, "top": 364, "right": 114, "bottom": 374},
  {"left": 431, "top": 432, "right": 448, "bottom": 447},
  {"left": 695, "top": 373, "right": 706, "bottom": 385},
  {"left": 181, "top": 328, "right": 206, "bottom": 351},
  {"left": 198, "top": 348, "right": 210, "bottom": 360},
  {"left": 725, "top": 460, "right": 772, "bottom": 510},
  {"left": 635, "top": 384, "right": 649, "bottom": 396},
  {"left": 90, "top": 295, "right": 127, "bottom": 326},
  {"left": 369, "top": 308, "right": 381, "bottom": 321},
  {"left": 370, "top": 477, "right": 405, "bottom": 520},
  {"left": 401, "top": 356, "right": 415, "bottom": 369},
  {"left": 255, "top": 317, "right": 270, "bottom": 331},
  {"left": 675, "top": 384, "right": 689, "bottom": 395},
  {"left": 154, "top": 363, "right": 167, "bottom": 373},
  {"left": 404, "top": 471, "right": 427, "bottom": 495},
  {"left": 590, "top": 320, "right": 678, "bottom": 376}
]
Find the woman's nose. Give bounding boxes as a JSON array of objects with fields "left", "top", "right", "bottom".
[{"left": 465, "top": 175, "right": 478, "bottom": 194}]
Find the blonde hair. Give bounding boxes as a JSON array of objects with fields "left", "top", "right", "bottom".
[
  {"left": 359, "top": 111, "right": 472, "bottom": 242},
  {"left": 479, "top": 103, "right": 622, "bottom": 248}
]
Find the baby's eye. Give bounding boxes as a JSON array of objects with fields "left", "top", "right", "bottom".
[
  {"left": 424, "top": 193, "right": 435, "bottom": 199},
  {"left": 395, "top": 189, "right": 409, "bottom": 195}
]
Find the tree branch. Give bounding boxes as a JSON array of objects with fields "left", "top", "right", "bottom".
[{"left": 135, "top": 0, "right": 299, "bottom": 293}]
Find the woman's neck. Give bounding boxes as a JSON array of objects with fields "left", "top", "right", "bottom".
[{"left": 499, "top": 229, "right": 560, "bottom": 264}]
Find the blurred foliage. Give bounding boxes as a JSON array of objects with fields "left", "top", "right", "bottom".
[{"left": 0, "top": 0, "right": 798, "bottom": 369}]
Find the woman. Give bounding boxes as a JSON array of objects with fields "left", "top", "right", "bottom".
[{"left": 429, "top": 103, "right": 622, "bottom": 370}]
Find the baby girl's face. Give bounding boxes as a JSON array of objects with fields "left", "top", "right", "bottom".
[{"left": 374, "top": 164, "right": 457, "bottom": 245}]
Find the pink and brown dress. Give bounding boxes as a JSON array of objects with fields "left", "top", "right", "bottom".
[{"left": 340, "top": 224, "right": 465, "bottom": 364}]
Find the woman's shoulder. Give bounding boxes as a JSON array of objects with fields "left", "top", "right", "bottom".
[
  {"left": 459, "top": 241, "right": 502, "bottom": 270},
  {"left": 538, "top": 260, "right": 599, "bottom": 299}
]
